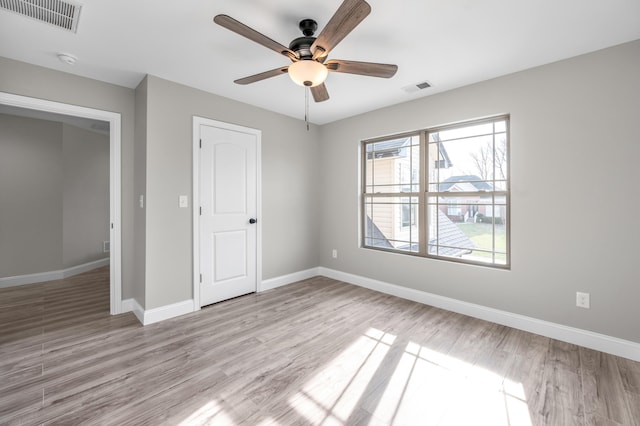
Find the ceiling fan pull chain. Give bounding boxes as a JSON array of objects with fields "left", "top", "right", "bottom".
[{"left": 305, "top": 86, "right": 310, "bottom": 131}]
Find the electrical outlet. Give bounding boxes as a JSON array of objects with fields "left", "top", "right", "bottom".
[
  {"left": 576, "top": 292, "right": 590, "bottom": 309},
  {"left": 332, "top": 249, "right": 338, "bottom": 259}
]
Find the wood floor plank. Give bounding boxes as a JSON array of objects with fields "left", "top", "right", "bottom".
[
  {"left": 1, "top": 266, "right": 640, "bottom": 425},
  {"left": 581, "top": 347, "right": 636, "bottom": 425},
  {"left": 0, "top": 365, "right": 43, "bottom": 423},
  {"left": 626, "top": 391, "right": 640, "bottom": 426},
  {"left": 0, "top": 343, "right": 42, "bottom": 378},
  {"left": 617, "top": 355, "right": 640, "bottom": 395}
]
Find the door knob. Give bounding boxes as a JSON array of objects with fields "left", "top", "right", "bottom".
[{"left": 249, "top": 218, "right": 257, "bottom": 224}]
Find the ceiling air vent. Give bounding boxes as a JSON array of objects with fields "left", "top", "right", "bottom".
[
  {"left": 402, "top": 81, "right": 432, "bottom": 93},
  {"left": 0, "top": 0, "right": 82, "bottom": 33}
]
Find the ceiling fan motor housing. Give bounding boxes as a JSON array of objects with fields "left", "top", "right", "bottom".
[
  {"left": 290, "top": 19, "right": 318, "bottom": 59},
  {"left": 289, "top": 36, "right": 315, "bottom": 59}
]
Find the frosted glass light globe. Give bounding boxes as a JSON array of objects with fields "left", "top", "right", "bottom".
[{"left": 288, "top": 60, "right": 328, "bottom": 87}]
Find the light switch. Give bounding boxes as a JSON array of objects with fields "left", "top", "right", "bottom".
[
  {"left": 179, "top": 195, "right": 188, "bottom": 208},
  {"left": 139, "top": 195, "right": 144, "bottom": 208}
]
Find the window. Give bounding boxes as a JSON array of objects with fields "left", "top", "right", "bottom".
[
  {"left": 362, "top": 116, "right": 510, "bottom": 268},
  {"left": 402, "top": 204, "right": 417, "bottom": 227},
  {"left": 447, "top": 202, "right": 461, "bottom": 217}
]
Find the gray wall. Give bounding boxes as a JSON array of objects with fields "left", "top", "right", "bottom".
[
  {"left": 319, "top": 40, "right": 640, "bottom": 344},
  {"left": 133, "top": 77, "right": 148, "bottom": 307},
  {"left": 0, "top": 114, "right": 63, "bottom": 276},
  {"left": 62, "top": 123, "right": 110, "bottom": 268},
  {"left": 141, "top": 75, "right": 321, "bottom": 309},
  {"left": 0, "top": 115, "right": 109, "bottom": 277},
  {"left": 0, "top": 57, "right": 136, "bottom": 298}
]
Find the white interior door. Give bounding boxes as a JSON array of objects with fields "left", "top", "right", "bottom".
[{"left": 199, "top": 124, "right": 258, "bottom": 306}]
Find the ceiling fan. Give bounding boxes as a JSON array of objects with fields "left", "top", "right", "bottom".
[{"left": 213, "top": 0, "right": 398, "bottom": 103}]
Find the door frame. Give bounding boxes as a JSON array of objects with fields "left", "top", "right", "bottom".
[
  {"left": 192, "top": 116, "right": 262, "bottom": 310},
  {"left": 0, "top": 92, "right": 123, "bottom": 314}
]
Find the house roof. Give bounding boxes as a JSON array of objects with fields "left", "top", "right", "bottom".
[
  {"left": 366, "top": 138, "right": 411, "bottom": 151},
  {"left": 364, "top": 215, "right": 395, "bottom": 249},
  {"left": 365, "top": 210, "right": 473, "bottom": 257},
  {"left": 429, "top": 210, "right": 474, "bottom": 256},
  {"left": 439, "top": 175, "right": 493, "bottom": 192}
]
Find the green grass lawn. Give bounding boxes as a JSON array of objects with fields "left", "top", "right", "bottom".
[{"left": 458, "top": 222, "right": 507, "bottom": 259}]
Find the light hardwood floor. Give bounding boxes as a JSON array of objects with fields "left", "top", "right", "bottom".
[{"left": 1, "top": 267, "right": 639, "bottom": 425}]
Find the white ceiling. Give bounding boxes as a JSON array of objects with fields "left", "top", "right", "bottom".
[{"left": 1, "top": 0, "right": 639, "bottom": 125}]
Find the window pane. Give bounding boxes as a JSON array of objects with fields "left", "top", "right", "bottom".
[
  {"left": 493, "top": 133, "right": 508, "bottom": 181},
  {"left": 429, "top": 122, "right": 494, "bottom": 142},
  {"left": 365, "top": 136, "right": 420, "bottom": 193},
  {"left": 428, "top": 122, "right": 508, "bottom": 188},
  {"left": 425, "top": 117, "right": 509, "bottom": 266},
  {"left": 364, "top": 196, "right": 419, "bottom": 252},
  {"left": 493, "top": 180, "right": 508, "bottom": 191},
  {"left": 435, "top": 136, "right": 495, "bottom": 182},
  {"left": 427, "top": 206, "right": 508, "bottom": 263}
]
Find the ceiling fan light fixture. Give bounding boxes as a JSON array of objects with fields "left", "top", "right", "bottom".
[{"left": 288, "top": 60, "right": 328, "bottom": 87}]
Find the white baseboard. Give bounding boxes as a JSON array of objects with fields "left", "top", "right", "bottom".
[
  {"left": 122, "top": 298, "right": 193, "bottom": 326},
  {"left": 317, "top": 267, "right": 640, "bottom": 362},
  {"left": 260, "top": 267, "right": 321, "bottom": 291},
  {"left": 121, "top": 298, "right": 145, "bottom": 325},
  {"left": 141, "top": 299, "right": 194, "bottom": 326},
  {"left": 0, "top": 258, "right": 110, "bottom": 288},
  {"left": 62, "top": 258, "right": 110, "bottom": 279}
]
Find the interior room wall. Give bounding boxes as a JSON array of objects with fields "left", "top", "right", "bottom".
[
  {"left": 141, "top": 75, "right": 321, "bottom": 309},
  {"left": 0, "top": 56, "right": 137, "bottom": 299},
  {"left": 0, "top": 114, "right": 63, "bottom": 277},
  {"left": 62, "top": 123, "right": 110, "bottom": 268},
  {"left": 318, "top": 40, "right": 640, "bottom": 344},
  {"left": 0, "top": 115, "right": 109, "bottom": 277}
]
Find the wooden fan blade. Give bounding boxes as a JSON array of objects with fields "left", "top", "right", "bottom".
[
  {"left": 311, "top": 84, "right": 330, "bottom": 102},
  {"left": 234, "top": 67, "right": 289, "bottom": 85},
  {"left": 311, "top": 0, "right": 371, "bottom": 60},
  {"left": 214, "top": 15, "right": 297, "bottom": 60},
  {"left": 325, "top": 60, "right": 398, "bottom": 78}
]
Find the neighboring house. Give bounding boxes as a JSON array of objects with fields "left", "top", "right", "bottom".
[
  {"left": 364, "top": 139, "right": 473, "bottom": 256},
  {"left": 438, "top": 175, "right": 499, "bottom": 223},
  {"left": 365, "top": 137, "right": 417, "bottom": 248}
]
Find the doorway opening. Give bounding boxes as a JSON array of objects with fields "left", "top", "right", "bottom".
[{"left": 0, "top": 92, "right": 122, "bottom": 314}]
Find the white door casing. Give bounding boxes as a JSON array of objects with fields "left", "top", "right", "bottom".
[{"left": 193, "top": 118, "right": 261, "bottom": 308}]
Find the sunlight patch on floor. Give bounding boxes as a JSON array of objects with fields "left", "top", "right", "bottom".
[
  {"left": 503, "top": 378, "right": 533, "bottom": 426},
  {"left": 179, "top": 399, "right": 235, "bottom": 425},
  {"left": 289, "top": 327, "right": 396, "bottom": 424},
  {"left": 287, "top": 328, "right": 533, "bottom": 425}
]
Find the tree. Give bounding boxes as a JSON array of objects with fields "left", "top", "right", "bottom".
[{"left": 470, "top": 137, "right": 507, "bottom": 181}]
